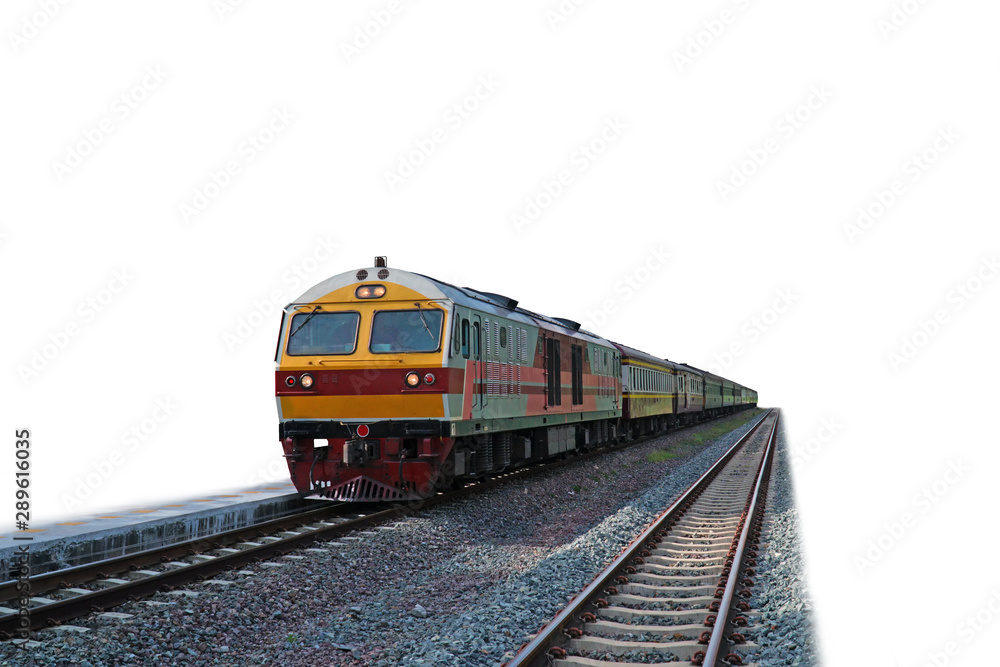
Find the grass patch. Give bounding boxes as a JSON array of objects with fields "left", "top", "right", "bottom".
[{"left": 645, "top": 408, "right": 764, "bottom": 464}]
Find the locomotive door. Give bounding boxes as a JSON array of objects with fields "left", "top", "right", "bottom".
[{"left": 471, "top": 313, "right": 483, "bottom": 418}]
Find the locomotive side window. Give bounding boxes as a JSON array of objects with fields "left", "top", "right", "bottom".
[
  {"left": 461, "top": 319, "right": 470, "bottom": 359},
  {"left": 286, "top": 311, "right": 360, "bottom": 356},
  {"left": 370, "top": 309, "right": 444, "bottom": 353},
  {"left": 473, "top": 322, "right": 481, "bottom": 358}
]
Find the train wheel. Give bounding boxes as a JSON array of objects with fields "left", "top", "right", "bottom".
[{"left": 432, "top": 467, "right": 453, "bottom": 493}]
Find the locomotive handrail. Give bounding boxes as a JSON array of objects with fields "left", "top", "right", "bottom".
[{"left": 316, "top": 358, "right": 404, "bottom": 364}]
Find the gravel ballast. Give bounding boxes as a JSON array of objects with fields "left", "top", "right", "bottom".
[
  {"left": 0, "top": 410, "right": 812, "bottom": 667},
  {"left": 744, "top": 420, "right": 822, "bottom": 667}
]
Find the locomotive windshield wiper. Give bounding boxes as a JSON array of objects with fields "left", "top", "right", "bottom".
[
  {"left": 288, "top": 306, "right": 321, "bottom": 340},
  {"left": 413, "top": 302, "right": 433, "bottom": 340}
]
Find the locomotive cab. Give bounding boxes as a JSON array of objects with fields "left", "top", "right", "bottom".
[{"left": 275, "top": 260, "right": 458, "bottom": 501}]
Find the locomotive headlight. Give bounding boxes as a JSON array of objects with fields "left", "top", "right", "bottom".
[
  {"left": 405, "top": 371, "right": 421, "bottom": 387},
  {"left": 356, "top": 284, "right": 386, "bottom": 299},
  {"left": 300, "top": 373, "right": 314, "bottom": 389},
  {"left": 423, "top": 373, "right": 436, "bottom": 385}
]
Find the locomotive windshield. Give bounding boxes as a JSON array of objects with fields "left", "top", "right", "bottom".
[
  {"left": 286, "top": 311, "right": 360, "bottom": 355},
  {"left": 370, "top": 308, "right": 443, "bottom": 353}
]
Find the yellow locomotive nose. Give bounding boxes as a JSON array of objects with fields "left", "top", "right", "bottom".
[{"left": 275, "top": 302, "right": 450, "bottom": 421}]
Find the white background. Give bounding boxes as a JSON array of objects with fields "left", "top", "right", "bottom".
[{"left": 3, "top": 1, "right": 999, "bottom": 665}]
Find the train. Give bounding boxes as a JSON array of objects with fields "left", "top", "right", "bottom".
[{"left": 274, "top": 258, "right": 757, "bottom": 502}]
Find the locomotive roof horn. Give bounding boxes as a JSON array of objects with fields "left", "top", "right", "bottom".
[{"left": 375, "top": 256, "right": 387, "bottom": 267}]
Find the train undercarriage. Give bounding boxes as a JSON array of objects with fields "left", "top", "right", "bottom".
[{"left": 282, "top": 403, "right": 756, "bottom": 502}]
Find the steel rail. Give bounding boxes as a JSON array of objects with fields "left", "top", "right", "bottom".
[
  {"left": 503, "top": 408, "right": 774, "bottom": 667},
  {"left": 700, "top": 410, "right": 778, "bottom": 667},
  {"left": 0, "top": 409, "right": 762, "bottom": 638},
  {"left": 0, "top": 502, "right": 356, "bottom": 599}
]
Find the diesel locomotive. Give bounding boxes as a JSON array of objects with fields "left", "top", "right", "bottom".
[{"left": 274, "top": 258, "right": 757, "bottom": 502}]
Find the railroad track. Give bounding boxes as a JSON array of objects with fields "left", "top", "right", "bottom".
[
  {"left": 0, "top": 408, "right": 761, "bottom": 641},
  {"left": 505, "top": 408, "right": 778, "bottom": 667}
]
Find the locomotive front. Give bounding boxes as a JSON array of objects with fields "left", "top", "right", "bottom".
[{"left": 275, "top": 259, "right": 457, "bottom": 501}]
